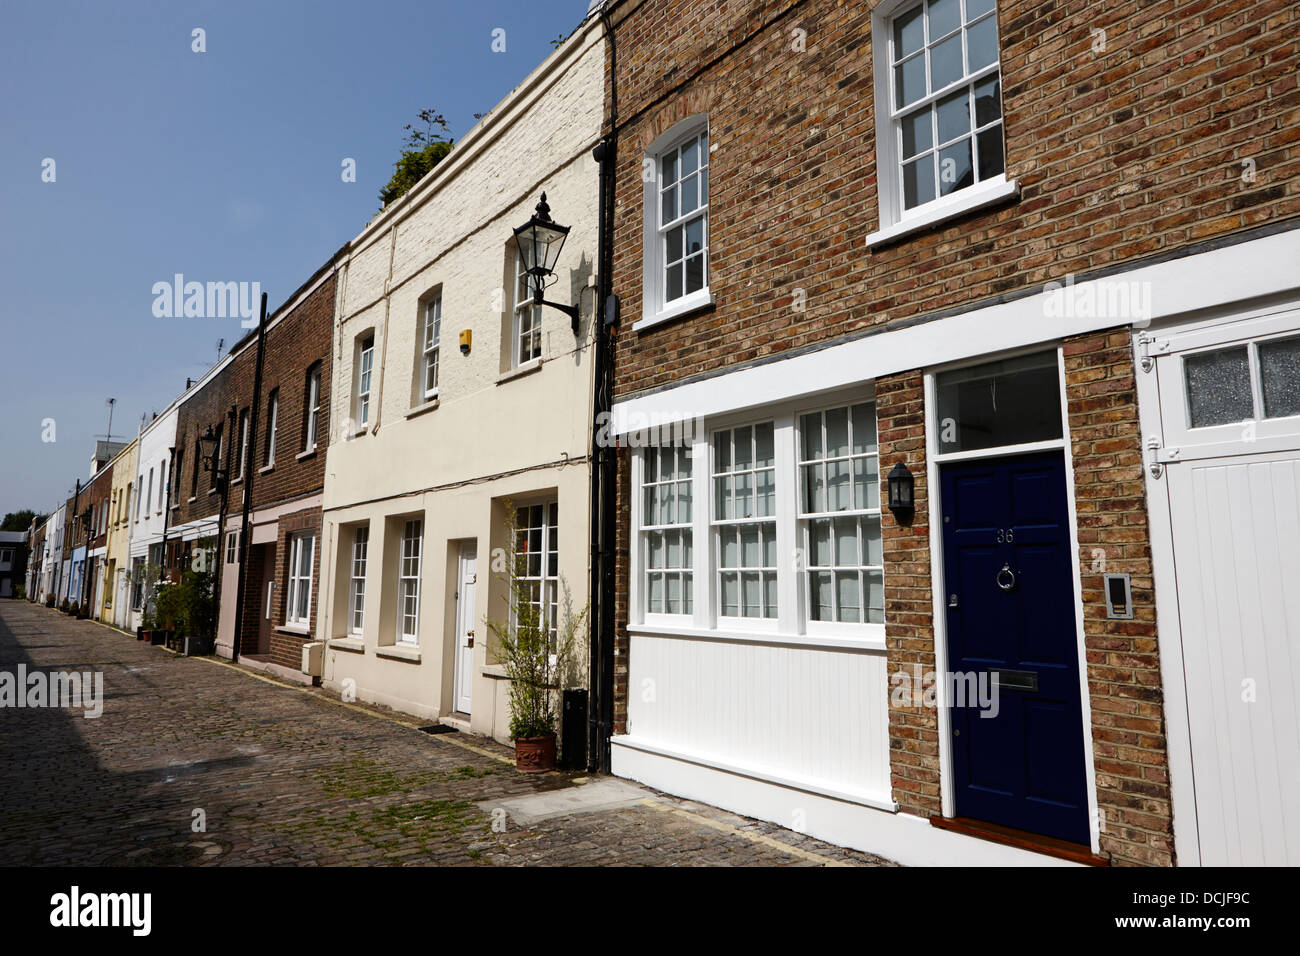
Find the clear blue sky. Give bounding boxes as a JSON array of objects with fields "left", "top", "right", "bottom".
[{"left": 0, "top": 0, "right": 593, "bottom": 520}]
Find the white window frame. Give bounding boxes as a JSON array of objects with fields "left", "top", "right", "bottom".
[
  {"left": 348, "top": 525, "right": 369, "bottom": 636},
  {"left": 264, "top": 389, "right": 279, "bottom": 467},
  {"left": 237, "top": 410, "right": 250, "bottom": 478},
  {"left": 640, "top": 445, "right": 695, "bottom": 625},
  {"left": 285, "top": 532, "right": 314, "bottom": 627},
  {"left": 421, "top": 296, "right": 441, "bottom": 400},
  {"left": 397, "top": 518, "right": 422, "bottom": 645},
  {"left": 357, "top": 334, "right": 375, "bottom": 427},
  {"left": 305, "top": 366, "right": 321, "bottom": 451},
  {"left": 867, "top": 0, "right": 1018, "bottom": 248},
  {"left": 629, "top": 388, "right": 885, "bottom": 649},
  {"left": 225, "top": 530, "right": 238, "bottom": 564},
  {"left": 637, "top": 116, "right": 714, "bottom": 331},
  {"left": 512, "top": 250, "right": 543, "bottom": 369}
]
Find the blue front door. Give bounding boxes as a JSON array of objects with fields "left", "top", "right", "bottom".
[{"left": 940, "top": 451, "right": 1090, "bottom": 846}]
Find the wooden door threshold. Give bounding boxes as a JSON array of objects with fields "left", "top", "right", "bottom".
[{"left": 930, "top": 815, "right": 1108, "bottom": 866}]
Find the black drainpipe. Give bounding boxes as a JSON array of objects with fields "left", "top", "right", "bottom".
[
  {"left": 588, "top": 1, "right": 621, "bottom": 773},
  {"left": 230, "top": 292, "right": 270, "bottom": 665}
]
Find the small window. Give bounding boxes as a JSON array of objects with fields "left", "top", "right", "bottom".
[
  {"left": 422, "top": 296, "right": 441, "bottom": 400},
  {"left": 237, "top": 410, "right": 250, "bottom": 478},
  {"left": 513, "top": 252, "right": 543, "bottom": 368},
  {"left": 1183, "top": 335, "right": 1300, "bottom": 428},
  {"left": 935, "top": 351, "right": 1062, "bottom": 453},
  {"left": 712, "top": 423, "right": 777, "bottom": 620},
  {"left": 799, "top": 404, "right": 885, "bottom": 625},
  {"left": 173, "top": 451, "right": 184, "bottom": 505},
  {"left": 157, "top": 462, "right": 166, "bottom": 511},
  {"left": 397, "top": 519, "right": 422, "bottom": 644},
  {"left": 643, "top": 446, "right": 693, "bottom": 616},
  {"left": 286, "top": 533, "right": 314, "bottom": 627},
  {"left": 657, "top": 129, "right": 709, "bottom": 308},
  {"left": 146, "top": 467, "right": 154, "bottom": 515},
  {"left": 304, "top": 365, "right": 322, "bottom": 450},
  {"left": 225, "top": 530, "right": 239, "bottom": 564},
  {"left": 349, "top": 526, "right": 369, "bottom": 636},
  {"left": 514, "top": 503, "right": 559, "bottom": 641},
  {"left": 357, "top": 334, "right": 375, "bottom": 427},
  {"left": 264, "top": 389, "right": 279, "bottom": 466},
  {"left": 876, "top": 0, "right": 1005, "bottom": 226}
]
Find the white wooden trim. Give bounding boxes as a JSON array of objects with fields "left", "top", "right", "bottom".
[
  {"left": 628, "top": 623, "right": 887, "bottom": 653},
  {"left": 610, "top": 228, "right": 1300, "bottom": 435}
]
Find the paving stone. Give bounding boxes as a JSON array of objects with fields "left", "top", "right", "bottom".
[{"left": 0, "top": 603, "right": 895, "bottom": 867}]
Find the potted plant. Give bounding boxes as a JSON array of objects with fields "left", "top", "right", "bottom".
[{"left": 487, "top": 505, "right": 588, "bottom": 773}]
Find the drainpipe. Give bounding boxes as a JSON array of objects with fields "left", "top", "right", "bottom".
[
  {"left": 208, "top": 404, "right": 238, "bottom": 652},
  {"left": 230, "top": 292, "right": 270, "bottom": 664},
  {"left": 588, "top": 1, "right": 621, "bottom": 773},
  {"left": 68, "top": 479, "right": 82, "bottom": 607}
]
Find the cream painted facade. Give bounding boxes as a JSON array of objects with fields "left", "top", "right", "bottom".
[
  {"left": 317, "top": 17, "right": 604, "bottom": 742},
  {"left": 99, "top": 439, "right": 138, "bottom": 629}
]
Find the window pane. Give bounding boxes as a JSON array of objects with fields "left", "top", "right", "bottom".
[
  {"left": 936, "top": 88, "right": 970, "bottom": 144},
  {"left": 928, "top": 0, "right": 960, "bottom": 37},
  {"left": 755, "top": 422, "right": 774, "bottom": 467},
  {"left": 929, "top": 32, "right": 964, "bottom": 90},
  {"left": 681, "top": 173, "right": 698, "bottom": 215},
  {"left": 733, "top": 426, "right": 752, "bottom": 468},
  {"left": 681, "top": 136, "right": 699, "bottom": 176},
  {"left": 966, "top": 14, "right": 999, "bottom": 71},
  {"left": 685, "top": 217, "right": 704, "bottom": 258},
  {"left": 976, "top": 125, "right": 1004, "bottom": 179},
  {"left": 893, "top": 5, "right": 924, "bottom": 60},
  {"left": 755, "top": 469, "right": 775, "bottom": 518},
  {"left": 935, "top": 351, "right": 1063, "bottom": 452},
  {"left": 685, "top": 254, "right": 705, "bottom": 295},
  {"left": 1259, "top": 338, "right": 1300, "bottom": 419},
  {"left": 903, "top": 156, "right": 936, "bottom": 209},
  {"left": 825, "top": 408, "right": 849, "bottom": 458},
  {"left": 835, "top": 517, "right": 859, "bottom": 566},
  {"left": 720, "top": 572, "right": 739, "bottom": 616},
  {"left": 647, "top": 531, "right": 663, "bottom": 569},
  {"left": 678, "top": 480, "right": 693, "bottom": 522},
  {"left": 895, "top": 55, "right": 927, "bottom": 109},
  {"left": 801, "top": 413, "right": 822, "bottom": 461},
  {"left": 661, "top": 150, "right": 677, "bottom": 184},
  {"left": 901, "top": 108, "right": 933, "bottom": 159},
  {"left": 865, "top": 571, "right": 885, "bottom": 623},
  {"left": 811, "top": 571, "right": 833, "bottom": 621},
  {"left": 647, "top": 574, "right": 663, "bottom": 613},
  {"left": 666, "top": 263, "right": 683, "bottom": 302},
  {"left": 661, "top": 186, "right": 676, "bottom": 226},
  {"left": 852, "top": 403, "right": 877, "bottom": 453},
  {"left": 1185, "top": 347, "right": 1254, "bottom": 427},
  {"left": 836, "top": 572, "right": 861, "bottom": 623},
  {"left": 966, "top": 0, "right": 995, "bottom": 18},
  {"left": 741, "top": 572, "right": 761, "bottom": 617},
  {"left": 809, "top": 519, "right": 832, "bottom": 566},
  {"left": 666, "top": 574, "right": 681, "bottom": 614},
  {"left": 827, "top": 460, "right": 852, "bottom": 511},
  {"left": 720, "top": 529, "right": 739, "bottom": 568},
  {"left": 803, "top": 463, "right": 827, "bottom": 513},
  {"left": 974, "top": 75, "right": 1001, "bottom": 126}
]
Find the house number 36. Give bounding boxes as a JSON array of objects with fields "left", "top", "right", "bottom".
[{"left": 996, "top": 529, "right": 1015, "bottom": 543}]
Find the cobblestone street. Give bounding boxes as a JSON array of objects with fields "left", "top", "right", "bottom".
[{"left": 0, "top": 602, "right": 892, "bottom": 867}]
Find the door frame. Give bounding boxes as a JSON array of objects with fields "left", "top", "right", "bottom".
[
  {"left": 923, "top": 344, "right": 1101, "bottom": 853},
  {"left": 452, "top": 540, "right": 478, "bottom": 717},
  {"left": 1133, "top": 289, "right": 1300, "bottom": 867}
]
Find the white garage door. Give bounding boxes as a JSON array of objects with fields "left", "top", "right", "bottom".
[{"left": 1149, "top": 306, "right": 1300, "bottom": 865}]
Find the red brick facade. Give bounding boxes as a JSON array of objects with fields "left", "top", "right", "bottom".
[{"left": 603, "top": 0, "right": 1296, "bottom": 865}]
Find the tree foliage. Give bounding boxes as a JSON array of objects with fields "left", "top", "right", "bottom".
[
  {"left": 1, "top": 510, "right": 40, "bottom": 532},
  {"left": 378, "top": 109, "right": 454, "bottom": 210}
]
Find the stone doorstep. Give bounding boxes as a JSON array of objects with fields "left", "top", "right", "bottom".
[
  {"left": 237, "top": 654, "right": 314, "bottom": 686},
  {"left": 477, "top": 778, "right": 650, "bottom": 825}
]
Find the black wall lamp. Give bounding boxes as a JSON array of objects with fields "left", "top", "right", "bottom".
[
  {"left": 513, "top": 192, "right": 581, "bottom": 335},
  {"left": 198, "top": 423, "right": 228, "bottom": 495},
  {"left": 887, "top": 462, "right": 915, "bottom": 518}
]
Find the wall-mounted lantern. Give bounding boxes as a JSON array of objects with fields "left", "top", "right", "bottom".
[
  {"left": 887, "top": 462, "right": 915, "bottom": 518},
  {"left": 198, "top": 424, "right": 228, "bottom": 495},
  {"left": 512, "top": 192, "right": 581, "bottom": 335}
]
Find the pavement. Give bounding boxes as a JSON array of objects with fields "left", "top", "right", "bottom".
[{"left": 0, "top": 600, "right": 896, "bottom": 867}]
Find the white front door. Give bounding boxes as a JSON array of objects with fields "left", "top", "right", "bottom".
[
  {"left": 1148, "top": 305, "right": 1300, "bottom": 865},
  {"left": 454, "top": 543, "right": 477, "bottom": 715}
]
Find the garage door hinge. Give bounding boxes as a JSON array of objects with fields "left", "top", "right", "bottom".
[
  {"left": 1136, "top": 332, "right": 1171, "bottom": 372},
  {"left": 1147, "top": 435, "right": 1166, "bottom": 478}
]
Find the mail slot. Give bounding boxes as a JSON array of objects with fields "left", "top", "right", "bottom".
[{"left": 993, "top": 669, "right": 1039, "bottom": 693}]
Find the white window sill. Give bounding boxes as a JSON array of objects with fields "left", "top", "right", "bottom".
[
  {"left": 259, "top": 464, "right": 275, "bottom": 475},
  {"left": 865, "top": 176, "right": 1020, "bottom": 249},
  {"left": 629, "top": 622, "right": 887, "bottom": 652},
  {"left": 377, "top": 643, "right": 421, "bottom": 663},
  {"left": 634, "top": 288, "right": 716, "bottom": 332},
  {"left": 405, "top": 398, "right": 440, "bottom": 420},
  {"left": 497, "top": 359, "right": 543, "bottom": 385},
  {"left": 481, "top": 663, "right": 509, "bottom": 680},
  {"left": 295, "top": 447, "right": 317, "bottom": 462},
  {"left": 277, "top": 623, "right": 310, "bottom": 635},
  {"left": 331, "top": 636, "right": 365, "bottom": 653}
]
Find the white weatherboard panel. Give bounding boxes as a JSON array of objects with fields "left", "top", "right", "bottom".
[
  {"left": 1166, "top": 453, "right": 1300, "bottom": 865},
  {"left": 624, "top": 632, "right": 894, "bottom": 809}
]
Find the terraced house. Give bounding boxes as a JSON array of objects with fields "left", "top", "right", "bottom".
[
  {"left": 315, "top": 12, "right": 604, "bottom": 745},
  {"left": 602, "top": 0, "right": 1300, "bottom": 866}
]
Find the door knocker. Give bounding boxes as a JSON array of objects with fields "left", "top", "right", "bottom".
[{"left": 996, "top": 563, "right": 1017, "bottom": 592}]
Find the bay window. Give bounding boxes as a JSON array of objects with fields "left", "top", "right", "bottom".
[{"left": 633, "top": 396, "right": 885, "bottom": 643}]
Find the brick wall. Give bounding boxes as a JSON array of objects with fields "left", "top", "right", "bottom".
[
  {"left": 267, "top": 505, "right": 324, "bottom": 670},
  {"left": 876, "top": 372, "right": 940, "bottom": 818},
  {"left": 1063, "top": 329, "right": 1172, "bottom": 867},
  {"left": 607, "top": 0, "right": 1300, "bottom": 399}
]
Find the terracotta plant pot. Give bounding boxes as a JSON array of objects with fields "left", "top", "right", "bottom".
[{"left": 514, "top": 734, "right": 557, "bottom": 773}]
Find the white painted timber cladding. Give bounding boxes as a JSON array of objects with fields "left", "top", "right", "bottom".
[{"left": 625, "top": 633, "right": 895, "bottom": 807}]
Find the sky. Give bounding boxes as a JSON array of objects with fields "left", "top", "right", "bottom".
[{"left": 0, "top": 0, "right": 594, "bottom": 521}]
